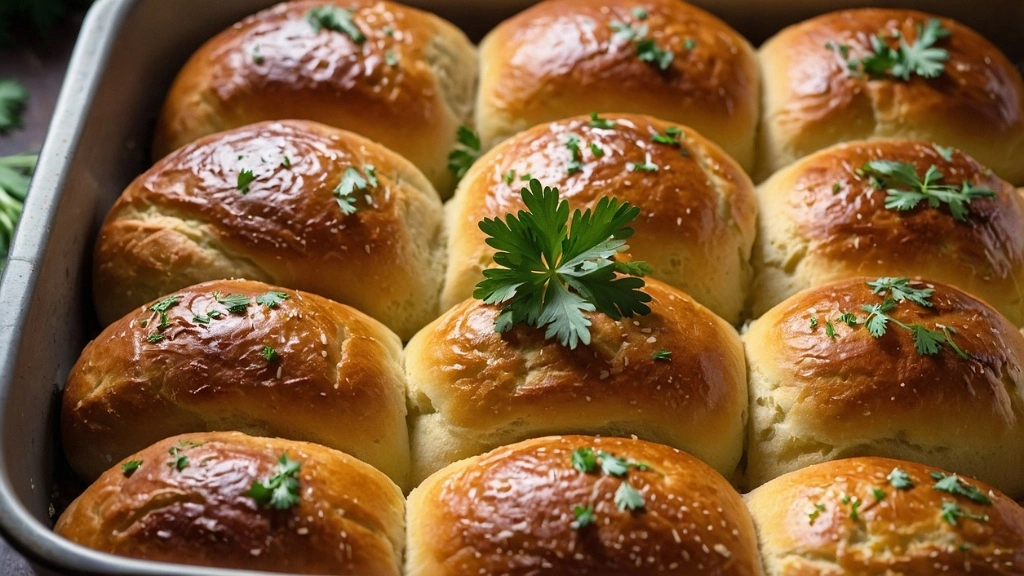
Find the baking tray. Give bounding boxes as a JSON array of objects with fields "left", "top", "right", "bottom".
[{"left": 1, "top": 0, "right": 1023, "bottom": 574}]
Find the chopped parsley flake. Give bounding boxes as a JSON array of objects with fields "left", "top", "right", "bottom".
[
  {"left": 572, "top": 504, "right": 595, "bottom": 529},
  {"left": 121, "top": 459, "right": 142, "bottom": 477},
  {"left": 237, "top": 169, "right": 256, "bottom": 194},
  {"left": 248, "top": 453, "right": 302, "bottom": 509},
  {"left": 652, "top": 349, "right": 671, "bottom": 361},
  {"left": 888, "top": 467, "right": 914, "bottom": 490},
  {"left": 931, "top": 472, "right": 993, "bottom": 505},
  {"left": 214, "top": 292, "right": 250, "bottom": 314},
  {"left": 261, "top": 345, "right": 279, "bottom": 362},
  {"left": 588, "top": 112, "right": 616, "bottom": 129},
  {"left": 940, "top": 501, "right": 989, "bottom": 526},
  {"left": 614, "top": 481, "right": 645, "bottom": 511},
  {"left": 306, "top": 5, "right": 365, "bottom": 44},
  {"left": 256, "top": 291, "right": 290, "bottom": 309}
]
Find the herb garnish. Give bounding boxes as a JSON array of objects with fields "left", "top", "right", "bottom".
[
  {"left": 572, "top": 505, "right": 595, "bottom": 529},
  {"left": 614, "top": 481, "right": 645, "bottom": 511},
  {"left": 808, "top": 502, "right": 825, "bottom": 525},
  {"left": 888, "top": 467, "right": 914, "bottom": 490},
  {"left": 214, "top": 292, "right": 250, "bottom": 314},
  {"left": 565, "top": 134, "right": 584, "bottom": 174},
  {"left": 192, "top": 310, "right": 221, "bottom": 325},
  {"left": 652, "top": 349, "right": 671, "bottom": 361},
  {"left": 146, "top": 334, "right": 164, "bottom": 343},
  {"left": 829, "top": 18, "right": 951, "bottom": 80},
  {"left": 650, "top": 126, "right": 683, "bottom": 146},
  {"left": 237, "top": 169, "right": 256, "bottom": 194},
  {"left": 385, "top": 50, "right": 398, "bottom": 66},
  {"left": 447, "top": 125, "right": 481, "bottom": 180},
  {"left": 861, "top": 160, "right": 995, "bottom": 222},
  {"left": 940, "top": 501, "right": 989, "bottom": 526},
  {"left": 588, "top": 112, "right": 616, "bottom": 129},
  {"left": 306, "top": 6, "right": 365, "bottom": 44},
  {"left": 473, "top": 179, "right": 652, "bottom": 349},
  {"left": 0, "top": 78, "right": 28, "bottom": 134},
  {"left": 167, "top": 440, "right": 201, "bottom": 471},
  {"left": 931, "top": 472, "right": 993, "bottom": 505},
  {"left": 121, "top": 460, "right": 142, "bottom": 477},
  {"left": 570, "top": 447, "right": 651, "bottom": 525},
  {"left": 261, "top": 345, "right": 279, "bottom": 362},
  {"left": 0, "top": 152, "right": 35, "bottom": 270},
  {"left": 256, "top": 291, "right": 290, "bottom": 309},
  {"left": 334, "top": 166, "right": 374, "bottom": 215},
  {"left": 609, "top": 15, "right": 673, "bottom": 71},
  {"left": 248, "top": 453, "right": 302, "bottom": 510},
  {"left": 149, "top": 295, "right": 181, "bottom": 329}
]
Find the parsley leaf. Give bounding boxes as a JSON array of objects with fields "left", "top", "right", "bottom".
[
  {"left": 149, "top": 295, "right": 181, "bottom": 329},
  {"left": 122, "top": 460, "right": 142, "bottom": 477},
  {"left": 636, "top": 38, "right": 674, "bottom": 70},
  {"left": 598, "top": 452, "right": 630, "bottom": 477},
  {"left": 565, "top": 134, "right": 584, "bottom": 174},
  {"left": 334, "top": 167, "right": 368, "bottom": 215},
  {"left": 862, "top": 160, "right": 995, "bottom": 222},
  {"left": 809, "top": 316, "right": 818, "bottom": 329},
  {"left": 385, "top": 50, "right": 398, "bottom": 66},
  {"left": 214, "top": 292, "right": 250, "bottom": 314},
  {"left": 572, "top": 447, "right": 597, "bottom": 473},
  {"left": 872, "top": 488, "right": 886, "bottom": 502},
  {"left": 931, "top": 472, "right": 993, "bottom": 505},
  {"left": 0, "top": 152, "right": 35, "bottom": 270},
  {"left": 808, "top": 502, "right": 825, "bottom": 525},
  {"left": 166, "top": 441, "right": 200, "bottom": 471},
  {"left": 256, "top": 291, "right": 290, "bottom": 309},
  {"left": 146, "top": 334, "right": 164, "bottom": 344},
  {"left": 836, "top": 18, "right": 951, "bottom": 81},
  {"left": 825, "top": 320, "right": 837, "bottom": 340},
  {"left": 261, "top": 345, "right": 279, "bottom": 362},
  {"left": 860, "top": 300, "right": 895, "bottom": 337},
  {"left": 589, "top": 142, "right": 604, "bottom": 158},
  {"left": 503, "top": 170, "right": 515, "bottom": 185},
  {"left": 909, "top": 324, "right": 944, "bottom": 355},
  {"left": 867, "top": 277, "right": 934, "bottom": 308},
  {"left": 614, "top": 481, "right": 645, "bottom": 511},
  {"left": 306, "top": 6, "right": 365, "bottom": 44},
  {"left": 0, "top": 78, "right": 28, "bottom": 134},
  {"left": 248, "top": 453, "right": 302, "bottom": 510},
  {"left": 837, "top": 311, "right": 858, "bottom": 327},
  {"left": 629, "top": 153, "right": 658, "bottom": 172},
  {"left": 933, "top": 144, "right": 955, "bottom": 162},
  {"left": 572, "top": 505, "right": 595, "bottom": 529},
  {"left": 588, "top": 112, "right": 616, "bottom": 129},
  {"left": 651, "top": 126, "right": 683, "bottom": 146},
  {"left": 888, "top": 467, "right": 914, "bottom": 490},
  {"left": 473, "top": 179, "right": 652, "bottom": 349},
  {"left": 652, "top": 349, "right": 671, "bottom": 361},
  {"left": 237, "top": 169, "right": 255, "bottom": 194},
  {"left": 940, "top": 501, "right": 989, "bottom": 526},
  {"left": 447, "top": 125, "right": 481, "bottom": 180}
]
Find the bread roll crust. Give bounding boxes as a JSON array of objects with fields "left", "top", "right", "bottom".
[
  {"left": 745, "top": 457, "right": 1024, "bottom": 576},
  {"left": 55, "top": 432, "right": 404, "bottom": 575},
  {"left": 153, "top": 0, "right": 476, "bottom": 194},
  {"left": 477, "top": 0, "right": 759, "bottom": 170},
  {"left": 63, "top": 279, "right": 410, "bottom": 487},
  {"left": 744, "top": 277, "right": 1024, "bottom": 496},
  {"left": 758, "top": 8, "right": 1024, "bottom": 183},
  {"left": 443, "top": 113, "right": 756, "bottom": 324},
  {"left": 95, "top": 120, "right": 443, "bottom": 340},
  {"left": 752, "top": 140, "right": 1024, "bottom": 322},
  {"left": 407, "top": 279, "right": 747, "bottom": 484},
  {"left": 407, "top": 435, "right": 763, "bottom": 576}
]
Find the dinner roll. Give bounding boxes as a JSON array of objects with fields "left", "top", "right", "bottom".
[
  {"left": 406, "top": 278, "right": 747, "bottom": 485},
  {"left": 751, "top": 140, "right": 1024, "bottom": 322},
  {"left": 55, "top": 432, "right": 404, "bottom": 575},
  {"left": 63, "top": 279, "right": 410, "bottom": 488},
  {"left": 757, "top": 8, "right": 1024, "bottom": 183},
  {"left": 407, "top": 435, "right": 763, "bottom": 576},
  {"left": 744, "top": 277, "right": 1024, "bottom": 497},
  {"left": 443, "top": 113, "right": 756, "bottom": 324},
  {"left": 153, "top": 0, "right": 476, "bottom": 195},
  {"left": 745, "top": 457, "right": 1024, "bottom": 575},
  {"left": 477, "top": 0, "right": 759, "bottom": 171},
  {"left": 95, "top": 120, "right": 443, "bottom": 340}
]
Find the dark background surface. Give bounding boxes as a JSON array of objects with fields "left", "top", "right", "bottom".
[{"left": 1, "top": 10, "right": 86, "bottom": 574}]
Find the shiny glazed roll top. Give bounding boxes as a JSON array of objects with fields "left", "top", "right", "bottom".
[
  {"left": 406, "top": 278, "right": 747, "bottom": 485},
  {"left": 153, "top": 0, "right": 477, "bottom": 195},
  {"left": 62, "top": 279, "right": 410, "bottom": 488},
  {"left": 757, "top": 8, "right": 1024, "bottom": 183},
  {"left": 476, "top": 0, "right": 760, "bottom": 170},
  {"left": 54, "top": 432, "right": 405, "bottom": 575},
  {"left": 94, "top": 120, "right": 444, "bottom": 341},
  {"left": 443, "top": 113, "right": 757, "bottom": 325},
  {"left": 745, "top": 457, "right": 1024, "bottom": 575},
  {"left": 744, "top": 277, "right": 1024, "bottom": 498},
  {"left": 751, "top": 139, "right": 1024, "bottom": 323},
  {"left": 406, "top": 435, "right": 764, "bottom": 576}
]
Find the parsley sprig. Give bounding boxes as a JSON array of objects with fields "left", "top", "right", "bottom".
[
  {"left": 811, "top": 278, "right": 968, "bottom": 358},
  {"left": 334, "top": 165, "right": 377, "bottom": 215},
  {"left": 447, "top": 125, "right": 481, "bottom": 180},
  {"left": 609, "top": 11, "right": 673, "bottom": 71},
  {"left": 829, "top": 18, "right": 951, "bottom": 81},
  {"left": 306, "top": 6, "right": 365, "bottom": 44},
  {"left": 248, "top": 453, "right": 302, "bottom": 510},
  {"left": 569, "top": 447, "right": 650, "bottom": 529},
  {"left": 861, "top": 160, "right": 995, "bottom": 222},
  {"left": 0, "top": 152, "right": 36, "bottom": 270},
  {"left": 473, "top": 179, "right": 652, "bottom": 349}
]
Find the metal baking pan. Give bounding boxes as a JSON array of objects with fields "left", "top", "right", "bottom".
[{"left": 1, "top": 0, "right": 1022, "bottom": 574}]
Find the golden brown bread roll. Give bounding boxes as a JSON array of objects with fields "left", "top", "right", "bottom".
[
  {"left": 744, "top": 277, "right": 1024, "bottom": 497},
  {"left": 752, "top": 139, "right": 1024, "bottom": 323},
  {"left": 153, "top": 0, "right": 476, "bottom": 195},
  {"left": 406, "top": 278, "right": 747, "bottom": 485},
  {"left": 406, "top": 435, "right": 763, "bottom": 576},
  {"left": 95, "top": 120, "right": 443, "bottom": 340},
  {"left": 757, "top": 8, "right": 1024, "bottom": 183},
  {"left": 745, "top": 457, "right": 1024, "bottom": 575},
  {"left": 443, "top": 113, "right": 757, "bottom": 324},
  {"left": 55, "top": 431, "right": 404, "bottom": 575},
  {"left": 477, "top": 0, "right": 759, "bottom": 171},
  {"left": 63, "top": 279, "right": 410, "bottom": 488}
]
